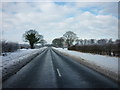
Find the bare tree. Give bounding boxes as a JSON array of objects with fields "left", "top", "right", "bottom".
[
  {"left": 39, "top": 39, "right": 47, "bottom": 46},
  {"left": 97, "top": 39, "right": 108, "bottom": 45},
  {"left": 79, "top": 39, "right": 83, "bottom": 45},
  {"left": 83, "top": 39, "right": 87, "bottom": 45},
  {"left": 89, "top": 39, "right": 95, "bottom": 45},
  {"left": 75, "top": 39, "right": 80, "bottom": 45},
  {"left": 63, "top": 31, "right": 77, "bottom": 47},
  {"left": 52, "top": 37, "right": 64, "bottom": 47}
]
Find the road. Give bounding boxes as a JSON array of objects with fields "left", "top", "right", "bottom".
[{"left": 2, "top": 47, "right": 119, "bottom": 88}]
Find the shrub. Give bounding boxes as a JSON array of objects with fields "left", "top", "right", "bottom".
[{"left": 1, "top": 40, "right": 19, "bottom": 53}]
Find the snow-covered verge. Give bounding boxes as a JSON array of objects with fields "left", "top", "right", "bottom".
[
  {"left": 1, "top": 47, "right": 47, "bottom": 81},
  {"left": 53, "top": 47, "right": 119, "bottom": 82}
]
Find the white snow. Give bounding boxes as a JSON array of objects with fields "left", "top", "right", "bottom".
[
  {"left": 1, "top": 47, "right": 47, "bottom": 80},
  {"left": 1, "top": 47, "right": 47, "bottom": 68},
  {"left": 53, "top": 47, "right": 119, "bottom": 74}
]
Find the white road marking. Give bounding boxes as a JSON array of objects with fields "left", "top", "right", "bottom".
[{"left": 57, "top": 68, "right": 62, "bottom": 77}]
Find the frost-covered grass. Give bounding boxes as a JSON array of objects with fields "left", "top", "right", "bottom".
[
  {"left": 53, "top": 47, "right": 119, "bottom": 74},
  {"left": 1, "top": 47, "right": 47, "bottom": 80},
  {"left": 2, "top": 49, "right": 39, "bottom": 65}
]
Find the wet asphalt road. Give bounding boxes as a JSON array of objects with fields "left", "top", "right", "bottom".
[{"left": 2, "top": 47, "right": 119, "bottom": 88}]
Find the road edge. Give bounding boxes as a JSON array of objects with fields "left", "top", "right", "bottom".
[
  {"left": 54, "top": 49, "right": 119, "bottom": 83},
  {"left": 2, "top": 48, "right": 47, "bottom": 81}
]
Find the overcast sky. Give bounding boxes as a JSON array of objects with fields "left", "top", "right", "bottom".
[{"left": 1, "top": 0, "right": 119, "bottom": 44}]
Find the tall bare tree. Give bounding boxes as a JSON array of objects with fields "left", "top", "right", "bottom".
[{"left": 63, "top": 31, "right": 77, "bottom": 47}]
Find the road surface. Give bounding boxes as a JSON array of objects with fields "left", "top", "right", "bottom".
[{"left": 2, "top": 47, "right": 119, "bottom": 88}]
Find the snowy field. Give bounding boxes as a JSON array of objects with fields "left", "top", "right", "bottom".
[
  {"left": 1, "top": 47, "right": 47, "bottom": 80},
  {"left": 53, "top": 47, "right": 119, "bottom": 74},
  {"left": 1, "top": 47, "right": 47, "bottom": 67}
]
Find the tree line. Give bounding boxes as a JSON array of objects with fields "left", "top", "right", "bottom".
[
  {"left": 1, "top": 29, "right": 119, "bottom": 57},
  {"left": 52, "top": 31, "right": 77, "bottom": 48},
  {"left": 52, "top": 31, "right": 120, "bottom": 57},
  {"left": 68, "top": 39, "right": 120, "bottom": 57}
]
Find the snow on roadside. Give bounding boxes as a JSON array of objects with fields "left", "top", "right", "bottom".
[
  {"left": 1, "top": 47, "right": 47, "bottom": 80},
  {"left": 1, "top": 47, "right": 47, "bottom": 67},
  {"left": 53, "top": 47, "right": 119, "bottom": 74}
]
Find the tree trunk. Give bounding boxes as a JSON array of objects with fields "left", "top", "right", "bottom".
[
  {"left": 30, "top": 43, "right": 34, "bottom": 49},
  {"left": 68, "top": 43, "right": 71, "bottom": 48}
]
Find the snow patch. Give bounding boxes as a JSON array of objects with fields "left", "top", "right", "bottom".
[
  {"left": 1, "top": 47, "right": 47, "bottom": 80},
  {"left": 53, "top": 47, "right": 119, "bottom": 74}
]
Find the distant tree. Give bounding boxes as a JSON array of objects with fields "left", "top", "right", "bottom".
[
  {"left": 108, "top": 39, "right": 113, "bottom": 44},
  {"left": 63, "top": 31, "right": 77, "bottom": 47},
  {"left": 79, "top": 39, "right": 83, "bottom": 45},
  {"left": 52, "top": 38, "right": 59, "bottom": 47},
  {"left": 39, "top": 39, "right": 47, "bottom": 46},
  {"left": 83, "top": 39, "right": 87, "bottom": 45},
  {"left": 87, "top": 40, "right": 90, "bottom": 45},
  {"left": 97, "top": 39, "right": 107, "bottom": 45},
  {"left": 75, "top": 39, "right": 80, "bottom": 45},
  {"left": 89, "top": 39, "right": 95, "bottom": 45},
  {"left": 59, "top": 37, "right": 65, "bottom": 47},
  {"left": 52, "top": 37, "right": 64, "bottom": 47},
  {"left": 68, "top": 38, "right": 120, "bottom": 57},
  {"left": 23, "top": 30, "right": 43, "bottom": 49}
]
